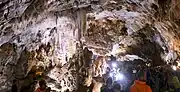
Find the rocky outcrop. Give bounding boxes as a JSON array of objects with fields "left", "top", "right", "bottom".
[
  {"left": 0, "top": 0, "right": 79, "bottom": 90},
  {"left": 1, "top": 0, "right": 180, "bottom": 92}
]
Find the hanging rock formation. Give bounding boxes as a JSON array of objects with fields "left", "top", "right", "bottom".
[{"left": 0, "top": 0, "right": 180, "bottom": 92}]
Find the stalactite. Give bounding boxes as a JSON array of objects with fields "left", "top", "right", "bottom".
[
  {"left": 75, "top": 7, "right": 89, "bottom": 91},
  {"left": 1, "top": 0, "right": 180, "bottom": 91}
]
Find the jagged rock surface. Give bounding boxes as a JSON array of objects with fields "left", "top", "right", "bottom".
[{"left": 1, "top": 0, "right": 180, "bottom": 92}]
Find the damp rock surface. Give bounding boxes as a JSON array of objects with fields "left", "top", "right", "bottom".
[{"left": 1, "top": 0, "right": 180, "bottom": 92}]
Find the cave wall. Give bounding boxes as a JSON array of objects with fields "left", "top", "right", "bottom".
[
  {"left": 1, "top": 0, "right": 180, "bottom": 92},
  {"left": 0, "top": 0, "right": 80, "bottom": 91}
]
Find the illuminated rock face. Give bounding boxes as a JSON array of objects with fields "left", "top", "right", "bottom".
[
  {"left": 0, "top": 0, "right": 79, "bottom": 91},
  {"left": 0, "top": 0, "right": 180, "bottom": 92},
  {"left": 0, "top": 16, "right": 77, "bottom": 92}
]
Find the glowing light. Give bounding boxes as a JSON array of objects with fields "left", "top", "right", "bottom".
[
  {"left": 133, "top": 70, "right": 137, "bottom": 73},
  {"left": 178, "top": 62, "right": 180, "bottom": 66},
  {"left": 109, "top": 72, "right": 113, "bottom": 77},
  {"left": 172, "top": 65, "right": 177, "bottom": 71},
  {"left": 112, "top": 62, "right": 117, "bottom": 68},
  {"left": 115, "top": 73, "right": 124, "bottom": 81}
]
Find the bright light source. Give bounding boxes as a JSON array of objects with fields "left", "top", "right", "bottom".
[
  {"left": 115, "top": 73, "right": 124, "bottom": 81},
  {"left": 172, "top": 65, "right": 177, "bottom": 71},
  {"left": 112, "top": 62, "right": 117, "bottom": 68},
  {"left": 133, "top": 70, "right": 137, "bottom": 73},
  {"left": 178, "top": 62, "right": 180, "bottom": 66},
  {"left": 109, "top": 72, "right": 113, "bottom": 77}
]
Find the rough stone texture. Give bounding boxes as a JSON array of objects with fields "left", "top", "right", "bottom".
[
  {"left": 0, "top": 0, "right": 79, "bottom": 91},
  {"left": 172, "top": 0, "right": 180, "bottom": 20},
  {"left": 1, "top": 0, "right": 180, "bottom": 92},
  {"left": 83, "top": 0, "right": 180, "bottom": 88},
  {"left": 47, "top": 67, "right": 77, "bottom": 91}
]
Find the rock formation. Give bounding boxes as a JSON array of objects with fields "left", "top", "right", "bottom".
[{"left": 0, "top": 0, "right": 180, "bottom": 92}]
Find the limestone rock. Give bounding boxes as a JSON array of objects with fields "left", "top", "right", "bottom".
[{"left": 1, "top": 0, "right": 180, "bottom": 92}]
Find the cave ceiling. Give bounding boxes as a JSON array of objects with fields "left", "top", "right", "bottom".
[{"left": 1, "top": 0, "right": 180, "bottom": 91}]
